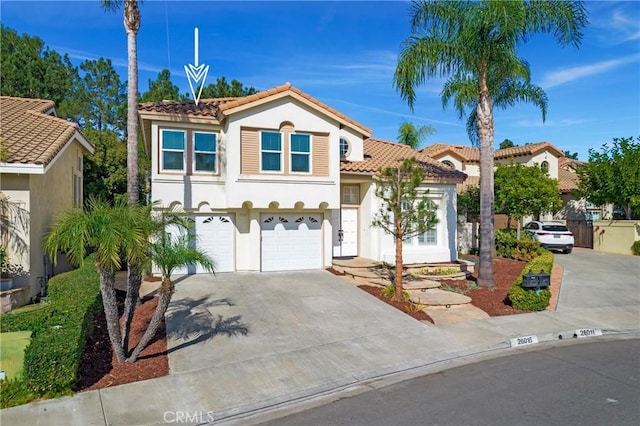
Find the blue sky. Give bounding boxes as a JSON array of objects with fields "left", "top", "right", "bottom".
[{"left": 2, "top": 1, "right": 639, "bottom": 160}]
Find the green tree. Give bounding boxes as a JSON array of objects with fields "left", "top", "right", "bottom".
[
  {"left": 397, "top": 120, "right": 436, "bottom": 149},
  {"left": 83, "top": 128, "right": 128, "bottom": 203},
  {"left": 128, "top": 217, "right": 215, "bottom": 362},
  {"left": 562, "top": 150, "right": 579, "bottom": 160},
  {"left": 200, "top": 76, "right": 257, "bottom": 98},
  {"left": 0, "top": 25, "right": 79, "bottom": 118},
  {"left": 44, "top": 198, "right": 148, "bottom": 363},
  {"left": 494, "top": 163, "right": 562, "bottom": 236},
  {"left": 372, "top": 157, "right": 438, "bottom": 300},
  {"left": 458, "top": 185, "right": 480, "bottom": 222},
  {"left": 576, "top": 136, "right": 640, "bottom": 219},
  {"left": 394, "top": 0, "right": 587, "bottom": 288},
  {"left": 499, "top": 139, "right": 516, "bottom": 150},
  {"left": 74, "top": 58, "right": 127, "bottom": 132},
  {"left": 139, "top": 69, "right": 186, "bottom": 103}
]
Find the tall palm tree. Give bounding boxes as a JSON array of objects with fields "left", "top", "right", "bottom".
[
  {"left": 101, "top": 0, "right": 142, "bottom": 350},
  {"left": 44, "top": 197, "right": 147, "bottom": 363},
  {"left": 128, "top": 231, "right": 215, "bottom": 362},
  {"left": 397, "top": 120, "right": 435, "bottom": 150},
  {"left": 394, "top": 0, "right": 587, "bottom": 288}
]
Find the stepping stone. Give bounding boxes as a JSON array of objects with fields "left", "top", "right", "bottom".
[
  {"left": 403, "top": 279, "right": 440, "bottom": 290},
  {"left": 407, "top": 288, "right": 471, "bottom": 306},
  {"left": 423, "top": 304, "right": 489, "bottom": 325}
]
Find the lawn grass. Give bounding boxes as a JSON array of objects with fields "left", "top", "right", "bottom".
[{"left": 0, "top": 331, "right": 32, "bottom": 380}]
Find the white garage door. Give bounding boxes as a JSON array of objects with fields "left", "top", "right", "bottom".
[
  {"left": 167, "top": 214, "right": 235, "bottom": 274},
  {"left": 261, "top": 213, "right": 322, "bottom": 272}
]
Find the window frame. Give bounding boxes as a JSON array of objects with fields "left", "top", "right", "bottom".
[
  {"left": 192, "top": 131, "right": 218, "bottom": 174},
  {"left": 289, "top": 133, "right": 312, "bottom": 174},
  {"left": 160, "top": 129, "right": 187, "bottom": 172},
  {"left": 339, "top": 137, "right": 351, "bottom": 158},
  {"left": 342, "top": 185, "right": 360, "bottom": 205},
  {"left": 260, "top": 130, "right": 283, "bottom": 173}
]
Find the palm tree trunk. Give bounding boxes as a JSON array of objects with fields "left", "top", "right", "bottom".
[
  {"left": 476, "top": 85, "right": 496, "bottom": 289},
  {"left": 128, "top": 278, "right": 172, "bottom": 363},
  {"left": 98, "top": 266, "right": 126, "bottom": 363},
  {"left": 121, "top": 264, "right": 142, "bottom": 354},
  {"left": 125, "top": 1, "right": 139, "bottom": 205}
]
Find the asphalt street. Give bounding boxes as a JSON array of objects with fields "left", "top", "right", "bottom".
[{"left": 259, "top": 339, "right": 640, "bottom": 426}]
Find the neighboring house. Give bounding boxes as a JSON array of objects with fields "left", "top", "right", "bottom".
[
  {"left": 555, "top": 157, "right": 612, "bottom": 221},
  {"left": 138, "top": 83, "right": 466, "bottom": 272},
  {"left": 0, "top": 96, "right": 95, "bottom": 303}
]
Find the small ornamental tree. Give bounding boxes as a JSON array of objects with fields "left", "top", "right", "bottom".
[
  {"left": 576, "top": 136, "right": 640, "bottom": 219},
  {"left": 494, "top": 162, "right": 562, "bottom": 237},
  {"left": 372, "top": 157, "right": 438, "bottom": 300}
]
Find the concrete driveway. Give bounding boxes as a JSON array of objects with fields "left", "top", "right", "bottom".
[
  {"left": 165, "top": 270, "right": 430, "bottom": 375},
  {"left": 554, "top": 248, "right": 640, "bottom": 310}
]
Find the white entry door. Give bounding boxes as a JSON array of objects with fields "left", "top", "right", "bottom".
[
  {"left": 338, "top": 207, "right": 358, "bottom": 257},
  {"left": 261, "top": 213, "right": 323, "bottom": 271}
]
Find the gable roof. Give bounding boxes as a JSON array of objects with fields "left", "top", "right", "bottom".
[
  {"left": 138, "top": 82, "right": 372, "bottom": 137},
  {"left": 558, "top": 166, "right": 580, "bottom": 194},
  {"left": 421, "top": 141, "right": 564, "bottom": 162},
  {"left": 0, "top": 96, "right": 94, "bottom": 174},
  {"left": 341, "top": 138, "right": 466, "bottom": 183}
]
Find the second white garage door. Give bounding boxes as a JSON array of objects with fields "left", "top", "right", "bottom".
[{"left": 261, "top": 213, "right": 323, "bottom": 271}]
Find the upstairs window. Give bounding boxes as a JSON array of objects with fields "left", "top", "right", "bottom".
[
  {"left": 290, "top": 134, "right": 311, "bottom": 173},
  {"left": 340, "top": 137, "right": 350, "bottom": 158},
  {"left": 442, "top": 160, "right": 455, "bottom": 168},
  {"left": 161, "top": 130, "right": 186, "bottom": 171},
  {"left": 261, "top": 131, "right": 282, "bottom": 172},
  {"left": 194, "top": 132, "right": 217, "bottom": 173},
  {"left": 342, "top": 185, "right": 360, "bottom": 204}
]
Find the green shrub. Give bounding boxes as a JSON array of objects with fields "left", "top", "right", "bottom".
[
  {"left": 632, "top": 240, "right": 640, "bottom": 256},
  {"left": 495, "top": 228, "right": 539, "bottom": 260},
  {"left": 381, "top": 284, "right": 410, "bottom": 301},
  {"left": 1, "top": 256, "right": 102, "bottom": 408},
  {"left": 507, "top": 249, "right": 553, "bottom": 311}
]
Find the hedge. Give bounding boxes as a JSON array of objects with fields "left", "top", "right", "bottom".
[
  {"left": 0, "top": 256, "right": 102, "bottom": 407},
  {"left": 507, "top": 248, "right": 553, "bottom": 311},
  {"left": 495, "top": 228, "right": 540, "bottom": 261}
]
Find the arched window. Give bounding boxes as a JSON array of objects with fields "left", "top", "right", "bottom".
[
  {"left": 339, "top": 138, "right": 350, "bottom": 158},
  {"left": 541, "top": 161, "right": 549, "bottom": 171},
  {"left": 442, "top": 160, "right": 455, "bottom": 169}
]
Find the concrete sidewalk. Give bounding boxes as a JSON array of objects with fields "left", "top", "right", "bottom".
[{"left": 2, "top": 251, "right": 639, "bottom": 426}]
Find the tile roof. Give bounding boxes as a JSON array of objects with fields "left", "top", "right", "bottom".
[
  {"left": 0, "top": 96, "right": 90, "bottom": 167},
  {"left": 420, "top": 141, "right": 564, "bottom": 162},
  {"left": 558, "top": 166, "right": 580, "bottom": 194},
  {"left": 138, "top": 83, "right": 372, "bottom": 136},
  {"left": 341, "top": 138, "right": 466, "bottom": 182}
]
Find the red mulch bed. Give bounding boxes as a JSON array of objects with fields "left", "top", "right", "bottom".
[
  {"left": 440, "top": 256, "right": 528, "bottom": 316},
  {"left": 76, "top": 293, "right": 169, "bottom": 392},
  {"left": 357, "top": 256, "right": 529, "bottom": 321}
]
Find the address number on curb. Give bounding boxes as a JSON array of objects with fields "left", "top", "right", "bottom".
[
  {"left": 575, "top": 328, "right": 603, "bottom": 338},
  {"left": 510, "top": 335, "right": 539, "bottom": 347}
]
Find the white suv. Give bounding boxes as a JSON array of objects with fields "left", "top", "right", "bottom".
[{"left": 524, "top": 221, "right": 574, "bottom": 254}]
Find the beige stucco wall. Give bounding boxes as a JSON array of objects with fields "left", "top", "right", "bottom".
[
  {"left": 593, "top": 220, "right": 640, "bottom": 255},
  {"left": 1, "top": 140, "right": 85, "bottom": 301}
]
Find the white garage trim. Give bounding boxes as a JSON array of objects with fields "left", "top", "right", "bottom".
[{"left": 261, "top": 213, "right": 323, "bottom": 271}]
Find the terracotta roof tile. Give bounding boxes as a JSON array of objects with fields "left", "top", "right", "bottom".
[
  {"left": 138, "top": 97, "right": 237, "bottom": 120},
  {"left": 341, "top": 138, "right": 466, "bottom": 182},
  {"left": 420, "top": 141, "right": 564, "bottom": 162},
  {"left": 558, "top": 166, "right": 579, "bottom": 193},
  {"left": 0, "top": 96, "right": 88, "bottom": 166}
]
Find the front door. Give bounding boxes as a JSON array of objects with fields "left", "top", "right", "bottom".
[{"left": 338, "top": 207, "right": 358, "bottom": 257}]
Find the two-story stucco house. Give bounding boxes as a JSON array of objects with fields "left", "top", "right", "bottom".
[
  {"left": 138, "top": 83, "right": 466, "bottom": 273},
  {"left": 0, "top": 96, "right": 95, "bottom": 305}
]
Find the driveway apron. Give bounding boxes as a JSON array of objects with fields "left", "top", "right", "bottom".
[{"left": 554, "top": 248, "right": 640, "bottom": 310}]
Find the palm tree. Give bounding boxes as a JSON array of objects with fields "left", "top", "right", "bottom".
[
  {"left": 128, "top": 230, "right": 215, "bottom": 362},
  {"left": 397, "top": 120, "right": 436, "bottom": 149},
  {"left": 44, "top": 197, "right": 147, "bottom": 363},
  {"left": 101, "top": 0, "right": 142, "bottom": 351},
  {"left": 394, "top": 0, "right": 587, "bottom": 288}
]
